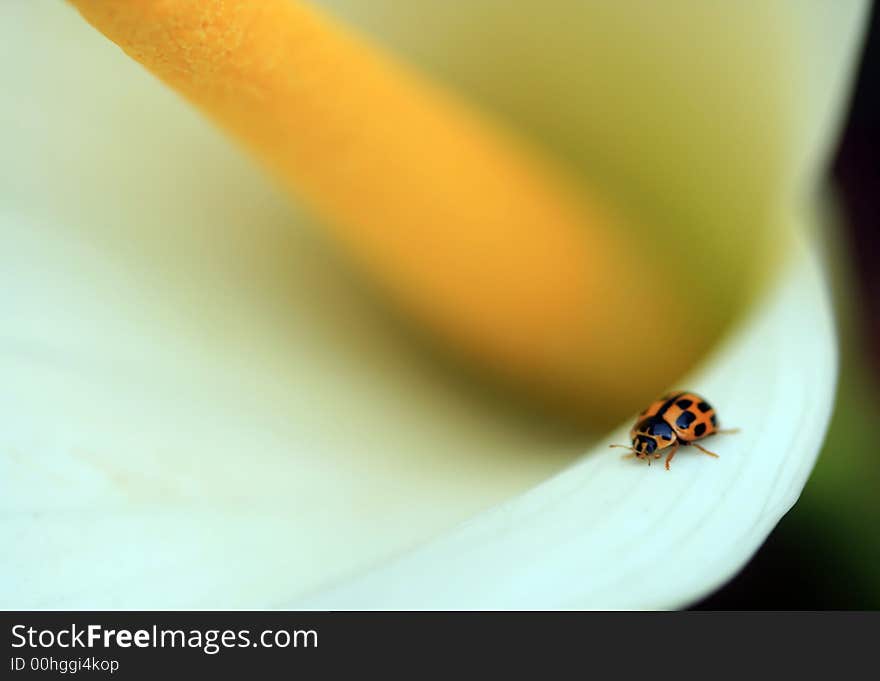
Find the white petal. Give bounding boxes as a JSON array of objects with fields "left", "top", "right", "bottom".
[
  {"left": 1, "top": 5, "right": 578, "bottom": 608},
  {"left": 295, "top": 236, "right": 836, "bottom": 609},
  {"left": 0, "top": 211, "right": 581, "bottom": 609},
  {"left": 0, "top": 203, "right": 835, "bottom": 609},
  {"left": 0, "top": 2, "right": 843, "bottom": 609}
]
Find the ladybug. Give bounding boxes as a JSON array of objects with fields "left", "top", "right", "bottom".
[{"left": 610, "top": 391, "right": 738, "bottom": 470}]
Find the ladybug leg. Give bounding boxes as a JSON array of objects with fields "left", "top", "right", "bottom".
[
  {"left": 715, "top": 428, "right": 740, "bottom": 435},
  {"left": 664, "top": 440, "right": 680, "bottom": 471},
  {"left": 693, "top": 442, "right": 720, "bottom": 459}
]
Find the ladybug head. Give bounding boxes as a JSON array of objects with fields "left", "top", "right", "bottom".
[
  {"left": 631, "top": 417, "right": 676, "bottom": 459},
  {"left": 631, "top": 434, "right": 657, "bottom": 459}
]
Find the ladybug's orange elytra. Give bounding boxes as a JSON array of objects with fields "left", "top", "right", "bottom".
[{"left": 610, "top": 391, "right": 738, "bottom": 470}]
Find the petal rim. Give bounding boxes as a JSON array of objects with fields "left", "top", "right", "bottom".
[{"left": 293, "top": 233, "right": 837, "bottom": 610}]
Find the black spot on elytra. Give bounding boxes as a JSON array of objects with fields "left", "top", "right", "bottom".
[
  {"left": 711, "top": 414, "right": 718, "bottom": 427},
  {"left": 676, "top": 411, "right": 696, "bottom": 429},
  {"left": 676, "top": 399, "right": 693, "bottom": 409},
  {"left": 697, "top": 401, "right": 711, "bottom": 413},
  {"left": 647, "top": 420, "right": 674, "bottom": 441},
  {"left": 694, "top": 423, "right": 707, "bottom": 437}
]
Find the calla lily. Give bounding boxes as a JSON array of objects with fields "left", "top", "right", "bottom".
[{"left": 0, "top": 1, "right": 868, "bottom": 609}]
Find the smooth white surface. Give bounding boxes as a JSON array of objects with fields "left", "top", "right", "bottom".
[
  {"left": 0, "top": 4, "right": 579, "bottom": 609},
  {"left": 297, "top": 240, "right": 837, "bottom": 608},
  {"left": 0, "top": 1, "right": 858, "bottom": 608}
]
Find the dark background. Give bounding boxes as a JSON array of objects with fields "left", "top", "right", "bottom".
[{"left": 695, "top": 4, "right": 880, "bottom": 610}]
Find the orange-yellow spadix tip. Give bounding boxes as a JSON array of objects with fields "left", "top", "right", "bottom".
[{"left": 68, "top": 0, "right": 706, "bottom": 424}]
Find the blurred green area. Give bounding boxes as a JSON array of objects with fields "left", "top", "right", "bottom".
[
  {"left": 787, "top": 215, "right": 880, "bottom": 608},
  {"left": 801, "top": 364, "right": 880, "bottom": 609},
  {"left": 696, "top": 306, "right": 880, "bottom": 609}
]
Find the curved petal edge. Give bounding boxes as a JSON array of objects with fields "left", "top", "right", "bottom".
[{"left": 294, "top": 234, "right": 838, "bottom": 609}]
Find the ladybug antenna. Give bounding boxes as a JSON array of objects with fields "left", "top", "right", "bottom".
[{"left": 609, "top": 444, "right": 638, "bottom": 459}]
